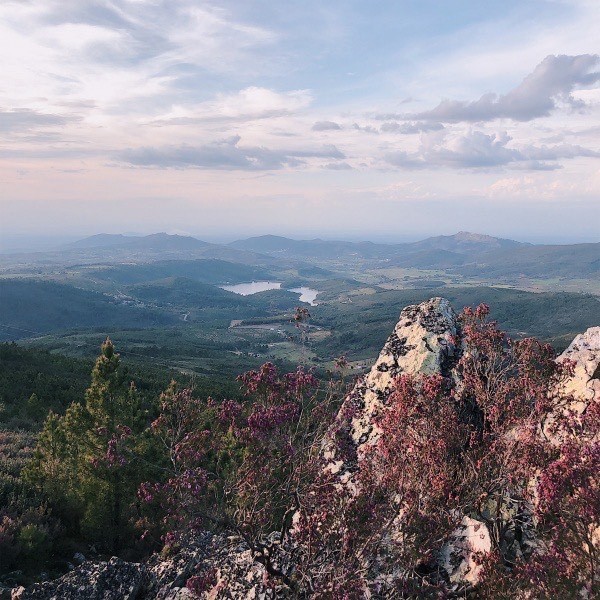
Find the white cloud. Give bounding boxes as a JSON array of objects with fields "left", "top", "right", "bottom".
[
  {"left": 0, "top": 109, "right": 76, "bottom": 133},
  {"left": 377, "top": 181, "right": 436, "bottom": 201},
  {"left": 485, "top": 170, "right": 600, "bottom": 200},
  {"left": 379, "top": 121, "right": 444, "bottom": 134},
  {"left": 312, "top": 121, "right": 342, "bottom": 131},
  {"left": 0, "top": 1, "right": 279, "bottom": 116},
  {"left": 323, "top": 161, "right": 352, "bottom": 170},
  {"left": 117, "top": 135, "right": 345, "bottom": 170},
  {"left": 156, "top": 87, "right": 312, "bottom": 124},
  {"left": 413, "top": 54, "right": 600, "bottom": 123},
  {"left": 384, "top": 129, "right": 599, "bottom": 171}
]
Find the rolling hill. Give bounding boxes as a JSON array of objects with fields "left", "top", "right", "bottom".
[
  {"left": 63, "top": 232, "right": 211, "bottom": 251},
  {"left": 461, "top": 243, "right": 600, "bottom": 279},
  {"left": 407, "top": 231, "right": 527, "bottom": 253},
  {"left": 87, "top": 259, "right": 275, "bottom": 286},
  {"left": 0, "top": 279, "right": 175, "bottom": 340},
  {"left": 128, "top": 277, "right": 254, "bottom": 309},
  {"left": 311, "top": 287, "right": 600, "bottom": 358}
]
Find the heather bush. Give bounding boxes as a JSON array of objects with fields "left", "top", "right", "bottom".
[
  {"left": 145, "top": 304, "right": 598, "bottom": 597},
  {"left": 15, "top": 305, "right": 599, "bottom": 596},
  {"left": 0, "top": 430, "right": 63, "bottom": 579},
  {"left": 138, "top": 360, "right": 340, "bottom": 585}
]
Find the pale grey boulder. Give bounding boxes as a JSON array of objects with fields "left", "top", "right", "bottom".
[{"left": 326, "top": 297, "right": 460, "bottom": 478}]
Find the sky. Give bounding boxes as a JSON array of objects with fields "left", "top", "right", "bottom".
[{"left": 1, "top": 0, "right": 599, "bottom": 246}]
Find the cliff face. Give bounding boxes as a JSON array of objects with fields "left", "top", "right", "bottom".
[{"left": 13, "top": 300, "right": 599, "bottom": 600}]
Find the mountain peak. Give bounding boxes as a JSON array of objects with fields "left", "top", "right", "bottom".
[
  {"left": 65, "top": 232, "right": 209, "bottom": 251},
  {"left": 453, "top": 231, "right": 495, "bottom": 241},
  {"left": 410, "top": 231, "right": 526, "bottom": 254}
]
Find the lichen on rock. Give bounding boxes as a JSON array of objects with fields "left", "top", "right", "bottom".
[{"left": 329, "top": 297, "right": 459, "bottom": 476}]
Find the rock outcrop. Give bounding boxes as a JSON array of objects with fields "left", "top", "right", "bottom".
[
  {"left": 13, "top": 558, "right": 144, "bottom": 600},
  {"left": 14, "top": 534, "right": 286, "bottom": 600},
  {"left": 327, "top": 297, "right": 459, "bottom": 478},
  {"left": 557, "top": 326, "right": 600, "bottom": 407},
  {"left": 332, "top": 297, "right": 494, "bottom": 589},
  {"left": 145, "top": 532, "right": 289, "bottom": 599},
  {"left": 543, "top": 326, "right": 600, "bottom": 445}
]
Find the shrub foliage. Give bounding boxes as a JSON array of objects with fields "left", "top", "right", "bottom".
[{"left": 11, "top": 306, "right": 600, "bottom": 596}]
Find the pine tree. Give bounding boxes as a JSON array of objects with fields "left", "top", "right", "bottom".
[
  {"left": 25, "top": 410, "right": 70, "bottom": 498},
  {"left": 23, "top": 392, "right": 45, "bottom": 420},
  {"left": 26, "top": 338, "right": 145, "bottom": 552}
]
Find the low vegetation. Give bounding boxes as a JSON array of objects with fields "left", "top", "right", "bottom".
[{"left": 2, "top": 305, "right": 597, "bottom": 597}]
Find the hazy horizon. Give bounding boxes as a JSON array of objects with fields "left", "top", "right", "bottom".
[
  {"left": 1, "top": 227, "right": 598, "bottom": 255},
  {"left": 1, "top": 1, "right": 599, "bottom": 244}
]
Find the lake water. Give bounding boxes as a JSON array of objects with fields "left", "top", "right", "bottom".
[
  {"left": 290, "top": 287, "right": 319, "bottom": 305},
  {"left": 220, "top": 281, "right": 281, "bottom": 295},
  {"left": 221, "top": 281, "right": 320, "bottom": 305}
]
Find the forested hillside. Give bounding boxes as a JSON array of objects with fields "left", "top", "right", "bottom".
[{"left": 0, "top": 280, "right": 174, "bottom": 340}]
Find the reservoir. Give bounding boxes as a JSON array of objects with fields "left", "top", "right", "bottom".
[
  {"left": 221, "top": 281, "right": 320, "bottom": 305},
  {"left": 290, "top": 287, "right": 319, "bottom": 305}
]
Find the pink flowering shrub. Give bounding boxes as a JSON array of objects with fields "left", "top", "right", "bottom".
[
  {"left": 140, "top": 305, "right": 598, "bottom": 597},
  {"left": 291, "top": 305, "right": 598, "bottom": 596},
  {"left": 138, "top": 363, "right": 335, "bottom": 583}
]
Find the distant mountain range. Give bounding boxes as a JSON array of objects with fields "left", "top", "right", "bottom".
[
  {"left": 230, "top": 231, "right": 528, "bottom": 259},
  {"left": 45, "top": 230, "right": 536, "bottom": 268},
  {"left": 1, "top": 232, "right": 278, "bottom": 268},
  {"left": 2, "top": 231, "right": 598, "bottom": 284},
  {"left": 40, "top": 230, "right": 598, "bottom": 267},
  {"left": 228, "top": 232, "right": 600, "bottom": 280},
  {"left": 63, "top": 230, "right": 528, "bottom": 255}
]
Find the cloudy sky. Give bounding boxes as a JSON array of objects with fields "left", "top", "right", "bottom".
[{"left": 1, "top": 0, "right": 599, "bottom": 245}]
